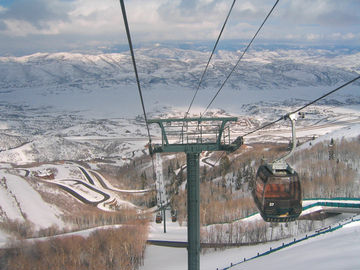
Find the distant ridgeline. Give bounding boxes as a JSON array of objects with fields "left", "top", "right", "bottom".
[{"left": 0, "top": 47, "right": 359, "bottom": 89}]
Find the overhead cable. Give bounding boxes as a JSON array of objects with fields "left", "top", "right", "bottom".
[
  {"left": 184, "top": 0, "right": 237, "bottom": 119},
  {"left": 119, "top": 0, "right": 156, "bottom": 176},
  {"left": 202, "top": 0, "right": 280, "bottom": 116},
  {"left": 213, "top": 74, "right": 360, "bottom": 167},
  {"left": 242, "top": 74, "right": 360, "bottom": 137}
]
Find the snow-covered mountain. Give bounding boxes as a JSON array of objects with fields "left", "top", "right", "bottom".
[
  {"left": 1, "top": 47, "right": 359, "bottom": 90},
  {"left": 0, "top": 46, "right": 359, "bottom": 164}
]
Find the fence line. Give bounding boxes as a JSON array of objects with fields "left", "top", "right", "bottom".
[{"left": 220, "top": 216, "right": 360, "bottom": 270}]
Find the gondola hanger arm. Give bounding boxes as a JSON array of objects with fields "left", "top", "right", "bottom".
[{"left": 275, "top": 112, "right": 298, "bottom": 163}]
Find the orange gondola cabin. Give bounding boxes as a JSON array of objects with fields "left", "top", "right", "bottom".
[
  {"left": 155, "top": 213, "right": 162, "bottom": 223},
  {"left": 252, "top": 164, "right": 302, "bottom": 222}
]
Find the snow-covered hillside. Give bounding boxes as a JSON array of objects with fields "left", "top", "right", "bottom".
[
  {"left": 0, "top": 171, "right": 63, "bottom": 229},
  {"left": 0, "top": 47, "right": 359, "bottom": 90}
]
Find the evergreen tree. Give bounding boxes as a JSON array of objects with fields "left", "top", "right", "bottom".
[
  {"left": 235, "top": 169, "right": 242, "bottom": 190},
  {"left": 219, "top": 155, "right": 231, "bottom": 176}
]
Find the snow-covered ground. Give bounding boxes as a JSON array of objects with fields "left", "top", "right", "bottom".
[
  {"left": 148, "top": 209, "right": 187, "bottom": 243},
  {"left": 142, "top": 214, "right": 360, "bottom": 270},
  {"left": 0, "top": 171, "right": 63, "bottom": 229},
  {"left": 229, "top": 219, "right": 360, "bottom": 270}
]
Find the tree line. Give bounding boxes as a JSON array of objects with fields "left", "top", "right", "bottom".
[{"left": 0, "top": 223, "right": 148, "bottom": 270}]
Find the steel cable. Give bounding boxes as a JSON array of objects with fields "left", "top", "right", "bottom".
[
  {"left": 242, "top": 74, "right": 360, "bottom": 138},
  {"left": 214, "top": 74, "right": 360, "bottom": 167},
  {"left": 201, "top": 0, "right": 280, "bottom": 117},
  {"left": 119, "top": 0, "right": 156, "bottom": 177},
  {"left": 184, "top": 0, "right": 237, "bottom": 119}
]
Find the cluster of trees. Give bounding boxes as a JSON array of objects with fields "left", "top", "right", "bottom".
[
  {"left": 171, "top": 174, "right": 257, "bottom": 226},
  {"left": 0, "top": 205, "right": 149, "bottom": 240},
  {"left": 201, "top": 219, "right": 325, "bottom": 246},
  {"left": 199, "top": 182, "right": 256, "bottom": 225},
  {"left": 234, "top": 163, "right": 255, "bottom": 191},
  {"left": 0, "top": 223, "right": 148, "bottom": 270},
  {"left": 97, "top": 154, "right": 156, "bottom": 191},
  {"left": 201, "top": 221, "right": 268, "bottom": 245},
  {"left": 64, "top": 206, "right": 149, "bottom": 231},
  {"left": 122, "top": 190, "right": 157, "bottom": 208},
  {"left": 0, "top": 220, "right": 36, "bottom": 239},
  {"left": 291, "top": 137, "right": 360, "bottom": 198}
]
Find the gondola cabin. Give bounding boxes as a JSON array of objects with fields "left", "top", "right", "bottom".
[
  {"left": 171, "top": 209, "right": 177, "bottom": 222},
  {"left": 155, "top": 213, "right": 162, "bottom": 223},
  {"left": 252, "top": 164, "right": 302, "bottom": 222}
]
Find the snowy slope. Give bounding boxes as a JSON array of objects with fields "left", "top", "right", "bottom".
[
  {"left": 297, "top": 114, "right": 360, "bottom": 151},
  {"left": 0, "top": 171, "right": 63, "bottom": 229},
  {"left": 141, "top": 216, "right": 360, "bottom": 270},
  {"left": 229, "top": 220, "right": 360, "bottom": 270}
]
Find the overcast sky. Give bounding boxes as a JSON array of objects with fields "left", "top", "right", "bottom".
[{"left": 0, "top": 0, "right": 359, "bottom": 56}]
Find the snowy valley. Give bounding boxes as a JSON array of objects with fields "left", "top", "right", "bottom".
[{"left": 0, "top": 46, "right": 359, "bottom": 269}]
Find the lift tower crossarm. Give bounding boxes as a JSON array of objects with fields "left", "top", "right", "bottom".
[
  {"left": 147, "top": 116, "right": 241, "bottom": 270},
  {"left": 148, "top": 117, "right": 239, "bottom": 154}
]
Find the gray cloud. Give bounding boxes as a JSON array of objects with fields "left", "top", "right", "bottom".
[
  {"left": 280, "top": 0, "right": 360, "bottom": 27},
  {"left": 0, "top": 20, "right": 6, "bottom": 30},
  {"left": 1, "top": 0, "right": 71, "bottom": 28},
  {"left": 0, "top": 0, "right": 358, "bottom": 56}
]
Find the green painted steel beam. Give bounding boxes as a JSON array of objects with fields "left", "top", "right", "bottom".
[
  {"left": 152, "top": 143, "right": 240, "bottom": 154},
  {"left": 148, "top": 117, "right": 240, "bottom": 154},
  {"left": 187, "top": 153, "right": 200, "bottom": 270},
  {"left": 148, "top": 117, "right": 237, "bottom": 123}
]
